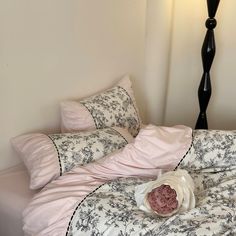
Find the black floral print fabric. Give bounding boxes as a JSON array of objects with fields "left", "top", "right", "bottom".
[
  {"left": 80, "top": 86, "right": 140, "bottom": 137},
  {"left": 48, "top": 128, "right": 128, "bottom": 175},
  {"left": 66, "top": 130, "right": 236, "bottom": 236}
]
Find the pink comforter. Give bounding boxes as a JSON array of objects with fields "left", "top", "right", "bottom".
[{"left": 23, "top": 125, "right": 192, "bottom": 236}]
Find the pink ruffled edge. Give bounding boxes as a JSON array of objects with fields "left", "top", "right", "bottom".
[
  {"left": 60, "top": 101, "right": 95, "bottom": 133},
  {"left": 11, "top": 134, "right": 60, "bottom": 190}
]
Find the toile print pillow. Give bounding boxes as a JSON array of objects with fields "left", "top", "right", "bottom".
[
  {"left": 11, "top": 127, "right": 133, "bottom": 190},
  {"left": 60, "top": 75, "right": 141, "bottom": 137}
]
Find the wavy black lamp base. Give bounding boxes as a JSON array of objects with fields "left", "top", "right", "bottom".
[
  {"left": 195, "top": 0, "right": 220, "bottom": 129},
  {"left": 195, "top": 113, "right": 208, "bottom": 130}
]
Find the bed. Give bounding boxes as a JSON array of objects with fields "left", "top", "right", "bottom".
[
  {"left": 0, "top": 74, "right": 235, "bottom": 236},
  {"left": 0, "top": 164, "right": 37, "bottom": 236},
  {"left": 20, "top": 127, "right": 236, "bottom": 236}
]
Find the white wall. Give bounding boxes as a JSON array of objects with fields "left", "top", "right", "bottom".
[
  {"left": 144, "top": 0, "right": 174, "bottom": 125},
  {"left": 1, "top": 0, "right": 236, "bottom": 170},
  {"left": 0, "top": 0, "right": 147, "bottom": 170}
]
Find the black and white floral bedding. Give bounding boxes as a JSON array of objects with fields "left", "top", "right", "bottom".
[
  {"left": 80, "top": 85, "right": 140, "bottom": 137},
  {"left": 48, "top": 127, "right": 129, "bottom": 174},
  {"left": 66, "top": 130, "right": 236, "bottom": 236}
]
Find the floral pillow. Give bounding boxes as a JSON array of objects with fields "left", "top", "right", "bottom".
[
  {"left": 60, "top": 75, "right": 141, "bottom": 137},
  {"left": 11, "top": 127, "right": 133, "bottom": 190}
]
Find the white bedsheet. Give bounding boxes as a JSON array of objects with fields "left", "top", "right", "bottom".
[{"left": 0, "top": 164, "right": 37, "bottom": 236}]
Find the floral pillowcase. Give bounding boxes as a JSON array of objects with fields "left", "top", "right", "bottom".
[
  {"left": 11, "top": 127, "right": 133, "bottom": 190},
  {"left": 60, "top": 75, "right": 141, "bottom": 137}
]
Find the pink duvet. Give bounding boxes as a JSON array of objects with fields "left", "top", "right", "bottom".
[{"left": 23, "top": 125, "right": 192, "bottom": 236}]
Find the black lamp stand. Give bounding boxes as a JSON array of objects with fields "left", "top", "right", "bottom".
[{"left": 195, "top": 0, "right": 220, "bottom": 129}]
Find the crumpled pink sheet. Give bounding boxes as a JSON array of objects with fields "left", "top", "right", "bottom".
[{"left": 23, "top": 125, "right": 192, "bottom": 236}]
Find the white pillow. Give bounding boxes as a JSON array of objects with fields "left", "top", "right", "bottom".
[
  {"left": 60, "top": 75, "right": 141, "bottom": 137},
  {"left": 11, "top": 127, "right": 133, "bottom": 189}
]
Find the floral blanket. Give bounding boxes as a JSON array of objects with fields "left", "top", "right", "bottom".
[
  {"left": 23, "top": 127, "right": 236, "bottom": 236},
  {"left": 67, "top": 130, "right": 236, "bottom": 236}
]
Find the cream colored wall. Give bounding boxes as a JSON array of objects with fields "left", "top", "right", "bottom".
[
  {"left": 144, "top": 0, "right": 174, "bottom": 125},
  {"left": 1, "top": 0, "right": 236, "bottom": 170},
  {"left": 0, "top": 0, "right": 147, "bottom": 170},
  {"left": 164, "top": 0, "right": 236, "bottom": 129}
]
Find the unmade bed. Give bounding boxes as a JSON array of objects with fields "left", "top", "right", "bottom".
[
  {"left": 21, "top": 127, "right": 236, "bottom": 236},
  {"left": 0, "top": 75, "right": 235, "bottom": 236}
]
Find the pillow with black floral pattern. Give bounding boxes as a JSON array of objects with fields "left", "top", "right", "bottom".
[
  {"left": 11, "top": 127, "right": 133, "bottom": 190},
  {"left": 60, "top": 75, "right": 141, "bottom": 137}
]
